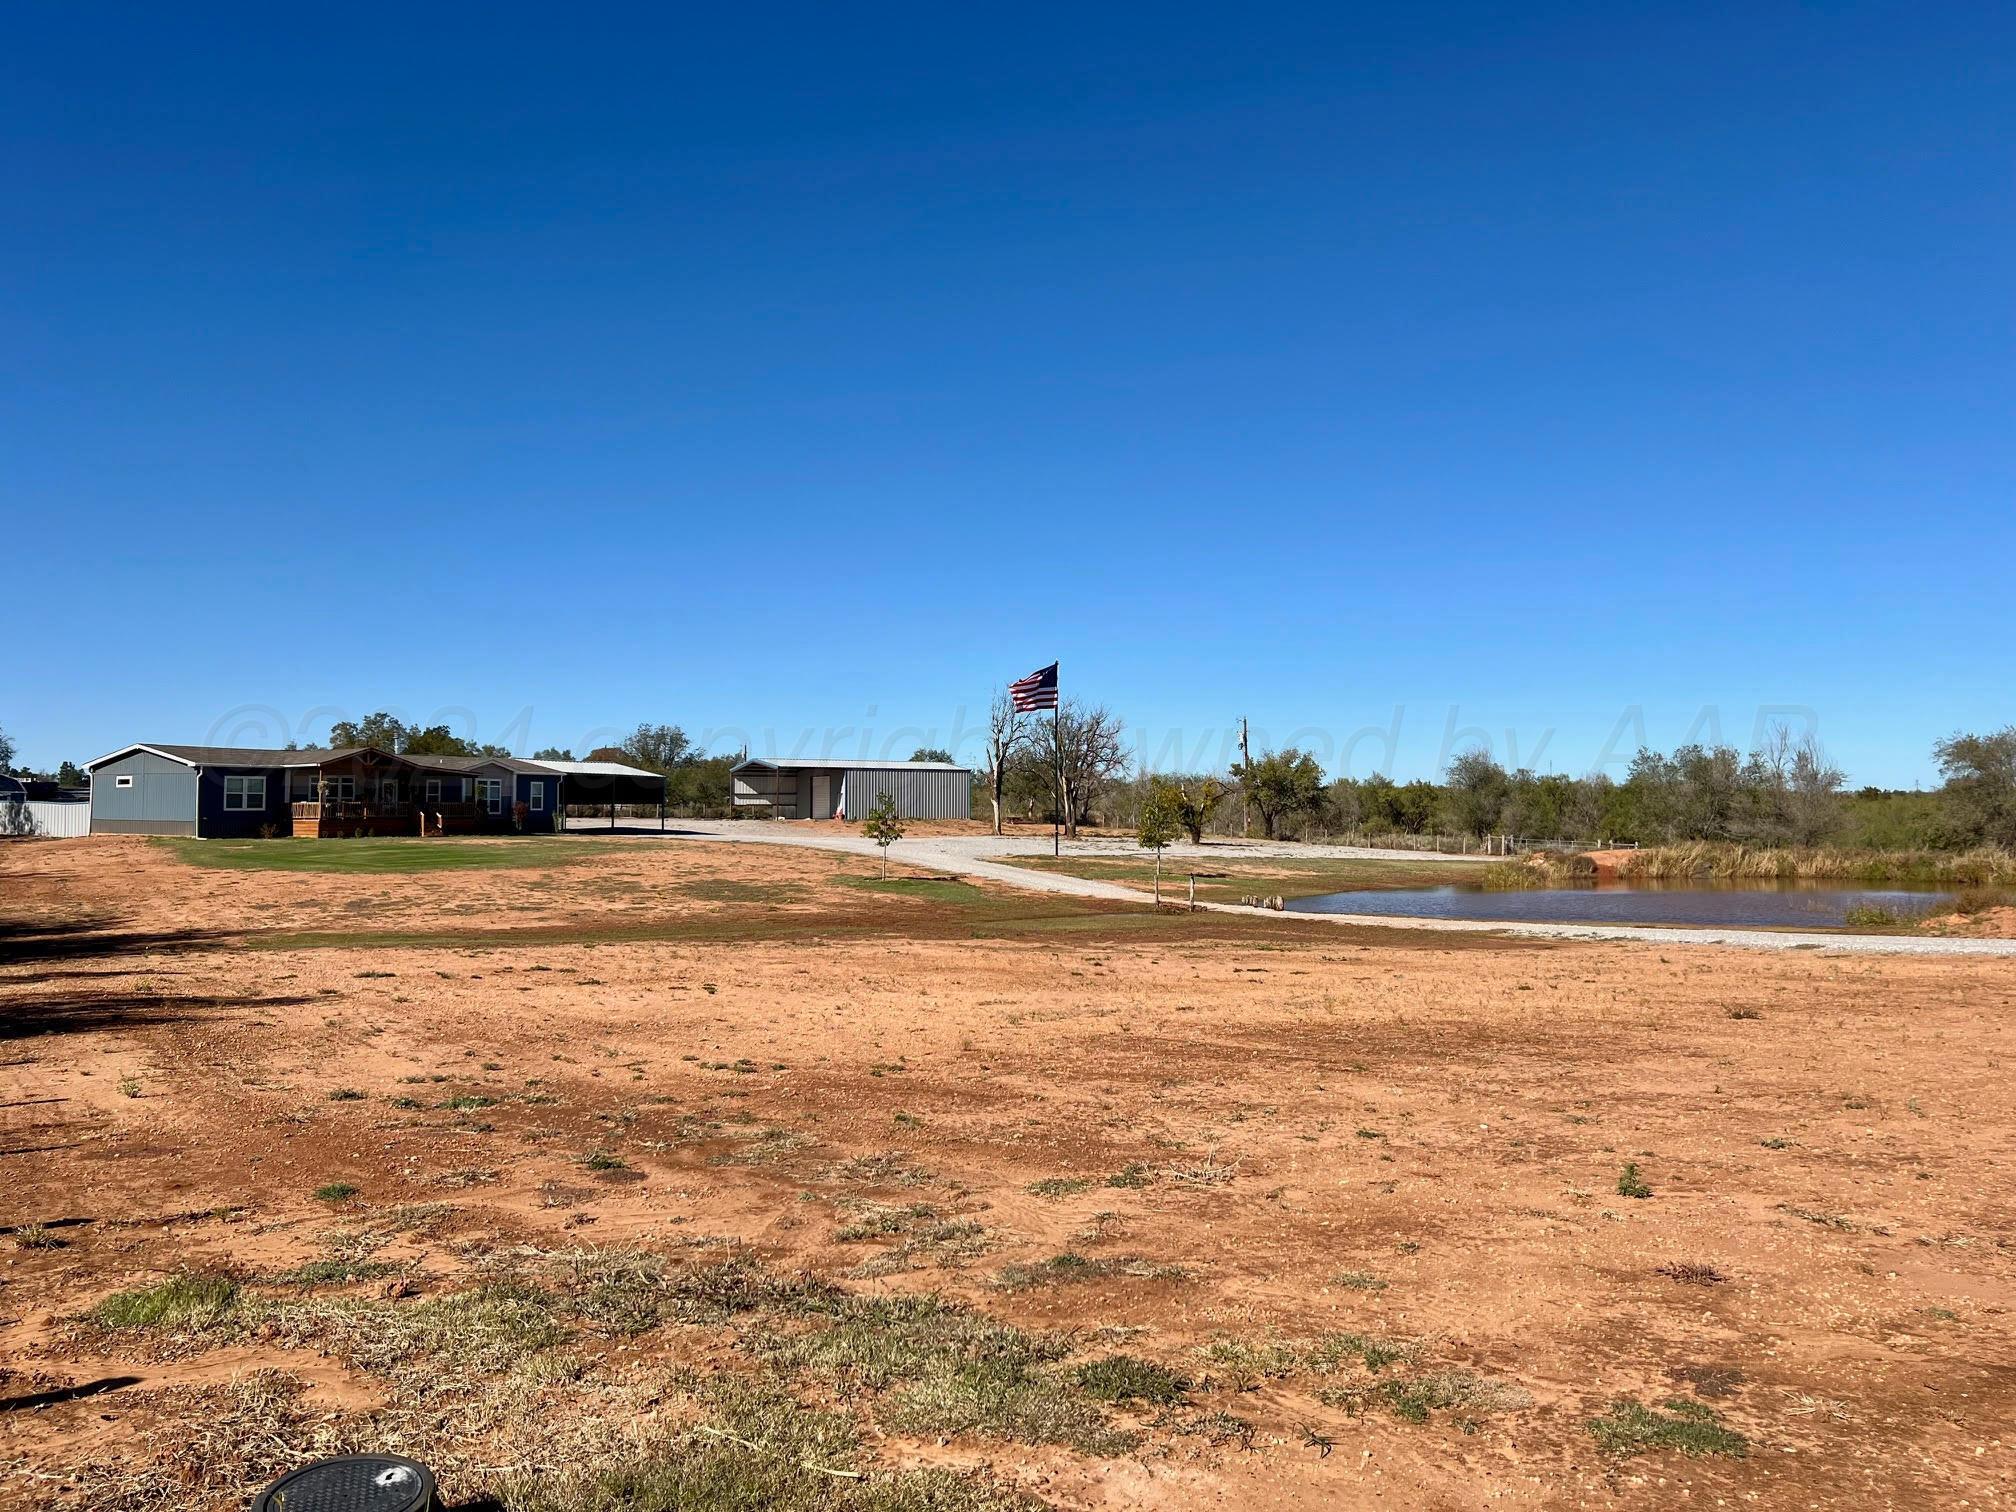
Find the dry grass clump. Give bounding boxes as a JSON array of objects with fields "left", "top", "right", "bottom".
[
  {"left": 497, "top": 1377, "right": 1040, "bottom": 1511},
  {"left": 758, "top": 1291, "right": 1131, "bottom": 1452},
  {"left": 1481, "top": 852, "right": 1598, "bottom": 890},
  {"left": 1617, "top": 842, "right": 2016, "bottom": 885},
  {"left": 27, "top": 1371, "right": 365, "bottom": 1510}
]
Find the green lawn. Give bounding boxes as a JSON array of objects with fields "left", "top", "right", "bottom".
[
  {"left": 995, "top": 853, "right": 1482, "bottom": 903},
  {"left": 156, "top": 836, "right": 599, "bottom": 874}
]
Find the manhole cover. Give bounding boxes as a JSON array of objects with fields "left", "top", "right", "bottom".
[{"left": 252, "top": 1454, "right": 438, "bottom": 1512}]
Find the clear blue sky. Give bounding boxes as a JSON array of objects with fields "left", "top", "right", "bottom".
[{"left": 6, "top": 2, "right": 2010, "bottom": 786}]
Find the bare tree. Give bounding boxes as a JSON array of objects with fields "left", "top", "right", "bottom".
[
  {"left": 981, "top": 690, "right": 1027, "bottom": 837},
  {"left": 1028, "top": 701, "right": 1128, "bottom": 838}
]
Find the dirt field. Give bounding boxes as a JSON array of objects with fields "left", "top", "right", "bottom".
[{"left": 5, "top": 835, "right": 2015, "bottom": 1510}]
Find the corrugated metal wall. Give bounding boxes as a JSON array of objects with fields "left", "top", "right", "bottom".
[
  {"left": 16, "top": 801, "right": 91, "bottom": 837},
  {"left": 733, "top": 766, "right": 972, "bottom": 820},
  {"left": 840, "top": 767, "right": 970, "bottom": 820},
  {"left": 90, "top": 751, "right": 199, "bottom": 834}
]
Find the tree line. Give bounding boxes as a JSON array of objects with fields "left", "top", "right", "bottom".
[{"left": 975, "top": 697, "right": 2016, "bottom": 853}]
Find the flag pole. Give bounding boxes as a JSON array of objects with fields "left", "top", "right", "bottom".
[{"left": 1053, "top": 663, "right": 1062, "bottom": 858}]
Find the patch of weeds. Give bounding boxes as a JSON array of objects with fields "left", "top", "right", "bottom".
[
  {"left": 1323, "top": 1369, "right": 1532, "bottom": 1425},
  {"left": 827, "top": 1151, "right": 935, "bottom": 1187},
  {"left": 1616, "top": 1163, "right": 1653, "bottom": 1199},
  {"left": 327, "top": 1088, "right": 367, "bottom": 1102},
  {"left": 1333, "top": 1269, "right": 1387, "bottom": 1292},
  {"left": 117, "top": 1078, "right": 141, "bottom": 1098},
  {"left": 501, "top": 1373, "right": 1027, "bottom": 1510},
  {"left": 354, "top": 970, "right": 396, "bottom": 979},
  {"left": 271, "top": 1256, "right": 399, "bottom": 1287},
  {"left": 1760, "top": 1137, "right": 1793, "bottom": 1150},
  {"left": 1777, "top": 1203, "right": 1858, "bottom": 1231},
  {"left": 581, "top": 1150, "right": 629, "bottom": 1171},
  {"left": 709, "top": 1128, "right": 809, "bottom": 1167},
  {"left": 438, "top": 1094, "right": 497, "bottom": 1111},
  {"left": 386, "top": 1094, "right": 423, "bottom": 1110},
  {"left": 1104, "top": 1163, "right": 1154, "bottom": 1189},
  {"left": 1655, "top": 1261, "right": 1726, "bottom": 1286},
  {"left": 835, "top": 1202, "right": 939, "bottom": 1241},
  {"left": 1075, "top": 1354, "right": 1188, "bottom": 1405},
  {"left": 88, "top": 1272, "right": 240, "bottom": 1330},
  {"left": 313, "top": 1182, "right": 360, "bottom": 1201},
  {"left": 12, "top": 1224, "right": 66, "bottom": 1251},
  {"left": 1587, "top": 1397, "right": 1748, "bottom": 1458},
  {"left": 1027, "top": 1177, "right": 1093, "bottom": 1198},
  {"left": 992, "top": 1253, "right": 1185, "bottom": 1293},
  {"left": 1726, "top": 1007, "right": 1762, "bottom": 1020},
  {"left": 767, "top": 1292, "right": 1130, "bottom": 1454},
  {"left": 1200, "top": 1331, "right": 1413, "bottom": 1386},
  {"left": 1162, "top": 1156, "right": 1239, "bottom": 1187}
]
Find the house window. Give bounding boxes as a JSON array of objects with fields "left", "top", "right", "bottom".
[
  {"left": 529, "top": 781, "right": 545, "bottom": 812},
  {"left": 424, "top": 778, "right": 441, "bottom": 805},
  {"left": 319, "top": 776, "right": 356, "bottom": 802},
  {"left": 114, "top": 775, "right": 134, "bottom": 789},
  {"left": 476, "top": 778, "right": 503, "bottom": 814},
  {"left": 223, "top": 775, "right": 267, "bottom": 811}
]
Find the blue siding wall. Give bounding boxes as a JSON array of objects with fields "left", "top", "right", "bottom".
[
  {"left": 90, "top": 751, "right": 199, "bottom": 834},
  {"left": 196, "top": 765, "right": 291, "bottom": 838},
  {"left": 515, "top": 772, "right": 558, "bottom": 833}
]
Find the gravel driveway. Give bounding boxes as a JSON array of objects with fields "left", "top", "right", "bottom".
[{"left": 564, "top": 817, "right": 2016, "bottom": 957}]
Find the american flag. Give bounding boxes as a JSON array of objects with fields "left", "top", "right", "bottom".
[{"left": 1009, "top": 661, "right": 1059, "bottom": 712}]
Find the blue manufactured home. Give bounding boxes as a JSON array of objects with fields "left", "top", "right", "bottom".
[{"left": 85, "top": 744, "right": 663, "bottom": 839}]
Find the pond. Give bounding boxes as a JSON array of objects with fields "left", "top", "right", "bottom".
[{"left": 1283, "top": 879, "right": 1953, "bottom": 930}]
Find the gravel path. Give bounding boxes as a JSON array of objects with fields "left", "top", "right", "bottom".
[{"left": 565, "top": 818, "right": 2016, "bottom": 958}]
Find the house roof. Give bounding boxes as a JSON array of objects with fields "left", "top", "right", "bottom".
[
  {"left": 86, "top": 743, "right": 369, "bottom": 770},
  {"left": 87, "top": 743, "right": 557, "bottom": 776},
  {"left": 731, "top": 757, "right": 970, "bottom": 773}
]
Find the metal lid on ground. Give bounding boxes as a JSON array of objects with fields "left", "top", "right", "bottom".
[{"left": 251, "top": 1454, "right": 438, "bottom": 1512}]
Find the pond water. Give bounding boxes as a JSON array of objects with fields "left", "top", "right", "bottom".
[{"left": 1283, "top": 879, "right": 1953, "bottom": 930}]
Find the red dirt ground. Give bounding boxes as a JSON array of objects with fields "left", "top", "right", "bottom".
[{"left": 4, "top": 836, "right": 2014, "bottom": 1509}]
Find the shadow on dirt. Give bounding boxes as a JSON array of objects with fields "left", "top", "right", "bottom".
[
  {"left": 0, "top": 990, "right": 315, "bottom": 1041},
  {"left": 0, "top": 915, "right": 235, "bottom": 968}
]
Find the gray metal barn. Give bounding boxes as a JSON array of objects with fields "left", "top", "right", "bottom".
[{"left": 731, "top": 758, "right": 972, "bottom": 821}]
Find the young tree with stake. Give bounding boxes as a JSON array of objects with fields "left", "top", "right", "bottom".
[
  {"left": 1137, "top": 781, "right": 1183, "bottom": 905},
  {"left": 862, "top": 791, "right": 904, "bottom": 878}
]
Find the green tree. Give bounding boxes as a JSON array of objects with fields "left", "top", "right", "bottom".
[
  {"left": 623, "top": 723, "right": 696, "bottom": 772},
  {"left": 1933, "top": 726, "right": 2016, "bottom": 847},
  {"left": 1441, "top": 748, "right": 1511, "bottom": 837},
  {"left": 1137, "top": 781, "right": 1183, "bottom": 904},
  {"left": 401, "top": 724, "right": 477, "bottom": 757},
  {"left": 910, "top": 746, "right": 954, "bottom": 764},
  {"left": 1233, "top": 748, "right": 1326, "bottom": 840},
  {"left": 1164, "top": 775, "right": 1230, "bottom": 844},
  {"left": 0, "top": 724, "right": 16, "bottom": 775},
  {"left": 861, "top": 791, "right": 904, "bottom": 878},
  {"left": 56, "top": 760, "right": 85, "bottom": 787},
  {"left": 328, "top": 712, "right": 407, "bottom": 752},
  {"left": 532, "top": 747, "right": 575, "bottom": 761},
  {"left": 1393, "top": 781, "right": 1441, "bottom": 834}
]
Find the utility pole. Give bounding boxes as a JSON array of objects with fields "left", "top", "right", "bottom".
[{"left": 1238, "top": 715, "right": 1250, "bottom": 839}]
